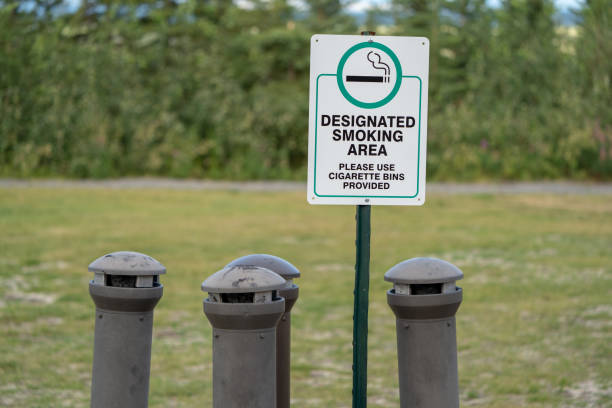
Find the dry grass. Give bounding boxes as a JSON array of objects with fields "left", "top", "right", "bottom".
[{"left": 0, "top": 188, "right": 610, "bottom": 407}]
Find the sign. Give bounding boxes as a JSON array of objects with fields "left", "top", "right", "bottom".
[{"left": 307, "top": 34, "right": 429, "bottom": 205}]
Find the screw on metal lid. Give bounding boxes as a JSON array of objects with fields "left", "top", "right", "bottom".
[
  {"left": 201, "top": 265, "right": 286, "bottom": 294},
  {"left": 226, "top": 254, "right": 300, "bottom": 279},
  {"left": 88, "top": 251, "right": 166, "bottom": 276},
  {"left": 384, "top": 257, "right": 463, "bottom": 285}
]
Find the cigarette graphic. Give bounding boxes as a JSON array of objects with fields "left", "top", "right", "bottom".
[
  {"left": 346, "top": 75, "right": 384, "bottom": 82},
  {"left": 346, "top": 51, "right": 391, "bottom": 83}
]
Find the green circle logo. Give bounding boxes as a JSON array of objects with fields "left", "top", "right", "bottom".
[{"left": 336, "top": 41, "right": 402, "bottom": 109}]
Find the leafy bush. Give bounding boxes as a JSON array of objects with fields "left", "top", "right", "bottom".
[{"left": 0, "top": 0, "right": 610, "bottom": 180}]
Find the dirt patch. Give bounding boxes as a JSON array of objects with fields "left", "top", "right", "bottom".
[
  {"left": 5, "top": 291, "right": 57, "bottom": 305},
  {"left": 314, "top": 263, "right": 352, "bottom": 272},
  {"left": 564, "top": 380, "right": 612, "bottom": 407},
  {"left": 583, "top": 305, "right": 612, "bottom": 317},
  {"left": 22, "top": 260, "right": 69, "bottom": 273},
  {"left": 1, "top": 274, "right": 56, "bottom": 306}
]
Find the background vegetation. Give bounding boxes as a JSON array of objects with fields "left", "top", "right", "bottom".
[{"left": 0, "top": 0, "right": 611, "bottom": 180}]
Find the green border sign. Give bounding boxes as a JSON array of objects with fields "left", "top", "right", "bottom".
[
  {"left": 336, "top": 41, "right": 403, "bottom": 109},
  {"left": 314, "top": 74, "right": 423, "bottom": 198}
]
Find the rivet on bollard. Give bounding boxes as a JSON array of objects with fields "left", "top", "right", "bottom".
[
  {"left": 385, "top": 257, "right": 463, "bottom": 408},
  {"left": 226, "top": 254, "right": 300, "bottom": 408},
  {"left": 202, "top": 264, "right": 286, "bottom": 408},
  {"left": 88, "top": 251, "right": 166, "bottom": 408}
]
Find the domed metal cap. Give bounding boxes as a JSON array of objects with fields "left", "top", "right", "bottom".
[
  {"left": 384, "top": 257, "right": 463, "bottom": 285},
  {"left": 226, "top": 254, "right": 300, "bottom": 279},
  {"left": 201, "top": 265, "right": 286, "bottom": 294},
  {"left": 88, "top": 251, "right": 166, "bottom": 276}
]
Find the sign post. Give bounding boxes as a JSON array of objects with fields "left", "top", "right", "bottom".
[
  {"left": 307, "top": 33, "right": 429, "bottom": 407},
  {"left": 353, "top": 202, "right": 370, "bottom": 408},
  {"left": 353, "top": 30, "right": 374, "bottom": 408}
]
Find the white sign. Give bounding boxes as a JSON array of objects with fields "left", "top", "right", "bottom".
[{"left": 307, "top": 34, "right": 429, "bottom": 206}]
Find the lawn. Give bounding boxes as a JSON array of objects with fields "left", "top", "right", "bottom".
[{"left": 0, "top": 187, "right": 610, "bottom": 407}]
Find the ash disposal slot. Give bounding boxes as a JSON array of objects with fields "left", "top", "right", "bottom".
[
  {"left": 221, "top": 292, "right": 254, "bottom": 303},
  {"left": 409, "top": 283, "right": 442, "bottom": 295},
  {"left": 107, "top": 275, "right": 137, "bottom": 288},
  {"left": 219, "top": 290, "right": 280, "bottom": 303}
]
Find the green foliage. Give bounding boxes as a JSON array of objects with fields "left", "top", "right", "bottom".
[{"left": 0, "top": 0, "right": 610, "bottom": 179}]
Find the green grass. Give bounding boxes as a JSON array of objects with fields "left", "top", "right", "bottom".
[{"left": 0, "top": 188, "right": 611, "bottom": 407}]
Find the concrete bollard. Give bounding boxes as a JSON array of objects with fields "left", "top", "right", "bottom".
[
  {"left": 385, "top": 257, "right": 463, "bottom": 408},
  {"left": 226, "top": 254, "right": 300, "bottom": 408},
  {"left": 202, "top": 264, "right": 286, "bottom": 408},
  {"left": 88, "top": 251, "right": 165, "bottom": 408}
]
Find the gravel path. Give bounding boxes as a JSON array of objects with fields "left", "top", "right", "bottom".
[{"left": 1, "top": 178, "right": 611, "bottom": 195}]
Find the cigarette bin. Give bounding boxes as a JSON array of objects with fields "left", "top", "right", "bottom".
[
  {"left": 385, "top": 257, "right": 463, "bottom": 408},
  {"left": 88, "top": 251, "right": 165, "bottom": 408},
  {"left": 202, "top": 264, "right": 286, "bottom": 408},
  {"left": 226, "top": 254, "right": 300, "bottom": 408}
]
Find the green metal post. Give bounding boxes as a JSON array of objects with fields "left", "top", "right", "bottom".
[
  {"left": 353, "top": 204, "right": 371, "bottom": 408},
  {"left": 352, "top": 30, "right": 375, "bottom": 408}
]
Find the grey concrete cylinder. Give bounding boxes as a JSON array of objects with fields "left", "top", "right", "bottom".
[
  {"left": 88, "top": 251, "right": 166, "bottom": 408},
  {"left": 385, "top": 258, "right": 463, "bottom": 408},
  {"left": 226, "top": 254, "right": 300, "bottom": 408},
  {"left": 202, "top": 264, "right": 286, "bottom": 408}
]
